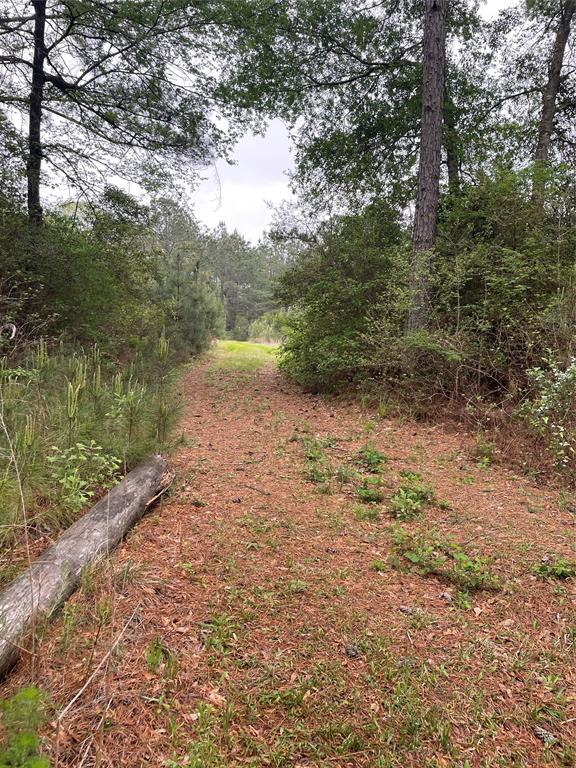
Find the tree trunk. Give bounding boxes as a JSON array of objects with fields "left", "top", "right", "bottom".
[
  {"left": 533, "top": 0, "right": 576, "bottom": 201},
  {"left": 27, "top": 0, "right": 47, "bottom": 226},
  {"left": 444, "top": 85, "right": 460, "bottom": 193},
  {"left": 407, "top": 0, "right": 447, "bottom": 332},
  {"left": 0, "top": 455, "right": 169, "bottom": 679}
]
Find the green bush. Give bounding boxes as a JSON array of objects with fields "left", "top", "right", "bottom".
[
  {"left": 518, "top": 357, "right": 576, "bottom": 472},
  {"left": 276, "top": 167, "right": 576, "bottom": 472},
  {"left": 390, "top": 471, "right": 435, "bottom": 520}
]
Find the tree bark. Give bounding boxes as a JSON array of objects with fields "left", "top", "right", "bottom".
[
  {"left": 407, "top": 0, "right": 447, "bottom": 332},
  {"left": 0, "top": 455, "right": 169, "bottom": 679},
  {"left": 535, "top": 0, "right": 576, "bottom": 164},
  {"left": 27, "top": 0, "right": 47, "bottom": 226},
  {"left": 533, "top": 0, "right": 576, "bottom": 201}
]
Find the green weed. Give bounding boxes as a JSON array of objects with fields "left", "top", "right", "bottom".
[
  {"left": 352, "top": 504, "right": 380, "bottom": 522},
  {"left": 356, "top": 442, "right": 387, "bottom": 473},
  {"left": 532, "top": 557, "right": 576, "bottom": 579},
  {"left": 390, "top": 471, "right": 435, "bottom": 520},
  {"left": 355, "top": 476, "right": 384, "bottom": 503},
  {"left": 200, "top": 614, "right": 238, "bottom": 654},
  {"left": 391, "top": 525, "right": 500, "bottom": 591}
]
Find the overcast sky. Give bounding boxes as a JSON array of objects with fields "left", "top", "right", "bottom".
[{"left": 191, "top": 0, "right": 515, "bottom": 243}]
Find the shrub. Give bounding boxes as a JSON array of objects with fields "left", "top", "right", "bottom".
[
  {"left": 518, "top": 357, "right": 576, "bottom": 472},
  {"left": 276, "top": 167, "right": 576, "bottom": 474}
]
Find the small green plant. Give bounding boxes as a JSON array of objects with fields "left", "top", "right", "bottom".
[
  {"left": 47, "top": 441, "right": 120, "bottom": 515},
  {"left": 300, "top": 436, "right": 334, "bottom": 485},
  {"left": 473, "top": 435, "right": 494, "bottom": 468},
  {"left": 355, "top": 476, "right": 383, "bottom": 503},
  {"left": 200, "top": 614, "right": 238, "bottom": 654},
  {"left": 334, "top": 464, "right": 359, "bottom": 488},
  {"left": 389, "top": 487, "right": 423, "bottom": 520},
  {"left": 0, "top": 687, "right": 49, "bottom": 767},
  {"left": 145, "top": 638, "right": 178, "bottom": 678},
  {"left": 391, "top": 525, "right": 499, "bottom": 591},
  {"left": 146, "top": 638, "right": 164, "bottom": 673},
  {"left": 107, "top": 377, "right": 146, "bottom": 448},
  {"left": 532, "top": 557, "right": 576, "bottom": 579},
  {"left": 356, "top": 442, "right": 387, "bottom": 473},
  {"left": 372, "top": 559, "right": 386, "bottom": 572},
  {"left": 287, "top": 578, "right": 308, "bottom": 594},
  {"left": 390, "top": 471, "right": 434, "bottom": 520}
]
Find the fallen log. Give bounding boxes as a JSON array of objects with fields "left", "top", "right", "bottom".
[{"left": 0, "top": 454, "right": 170, "bottom": 679}]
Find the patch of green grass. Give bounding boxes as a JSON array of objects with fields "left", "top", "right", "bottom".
[
  {"left": 352, "top": 503, "right": 380, "bottom": 522},
  {"left": 210, "top": 340, "right": 277, "bottom": 372}
]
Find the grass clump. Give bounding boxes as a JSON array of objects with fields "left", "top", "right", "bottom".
[
  {"left": 352, "top": 504, "right": 380, "bottom": 522},
  {"left": 391, "top": 525, "right": 500, "bottom": 592}
]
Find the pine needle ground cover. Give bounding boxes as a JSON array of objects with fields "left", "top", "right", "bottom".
[{"left": 1, "top": 343, "right": 574, "bottom": 768}]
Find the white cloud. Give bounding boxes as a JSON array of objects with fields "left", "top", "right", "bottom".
[{"left": 191, "top": 119, "right": 295, "bottom": 243}]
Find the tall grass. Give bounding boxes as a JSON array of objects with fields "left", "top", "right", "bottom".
[{"left": 0, "top": 338, "right": 178, "bottom": 582}]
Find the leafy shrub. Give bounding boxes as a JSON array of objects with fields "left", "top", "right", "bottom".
[
  {"left": 519, "top": 357, "right": 576, "bottom": 472},
  {"left": 276, "top": 168, "right": 576, "bottom": 474},
  {"left": 47, "top": 441, "right": 120, "bottom": 515}
]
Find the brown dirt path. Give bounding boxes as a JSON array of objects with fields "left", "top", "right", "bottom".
[{"left": 3, "top": 346, "right": 576, "bottom": 767}]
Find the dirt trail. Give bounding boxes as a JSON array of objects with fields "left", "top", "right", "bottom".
[{"left": 4, "top": 345, "right": 575, "bottom": 767}]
